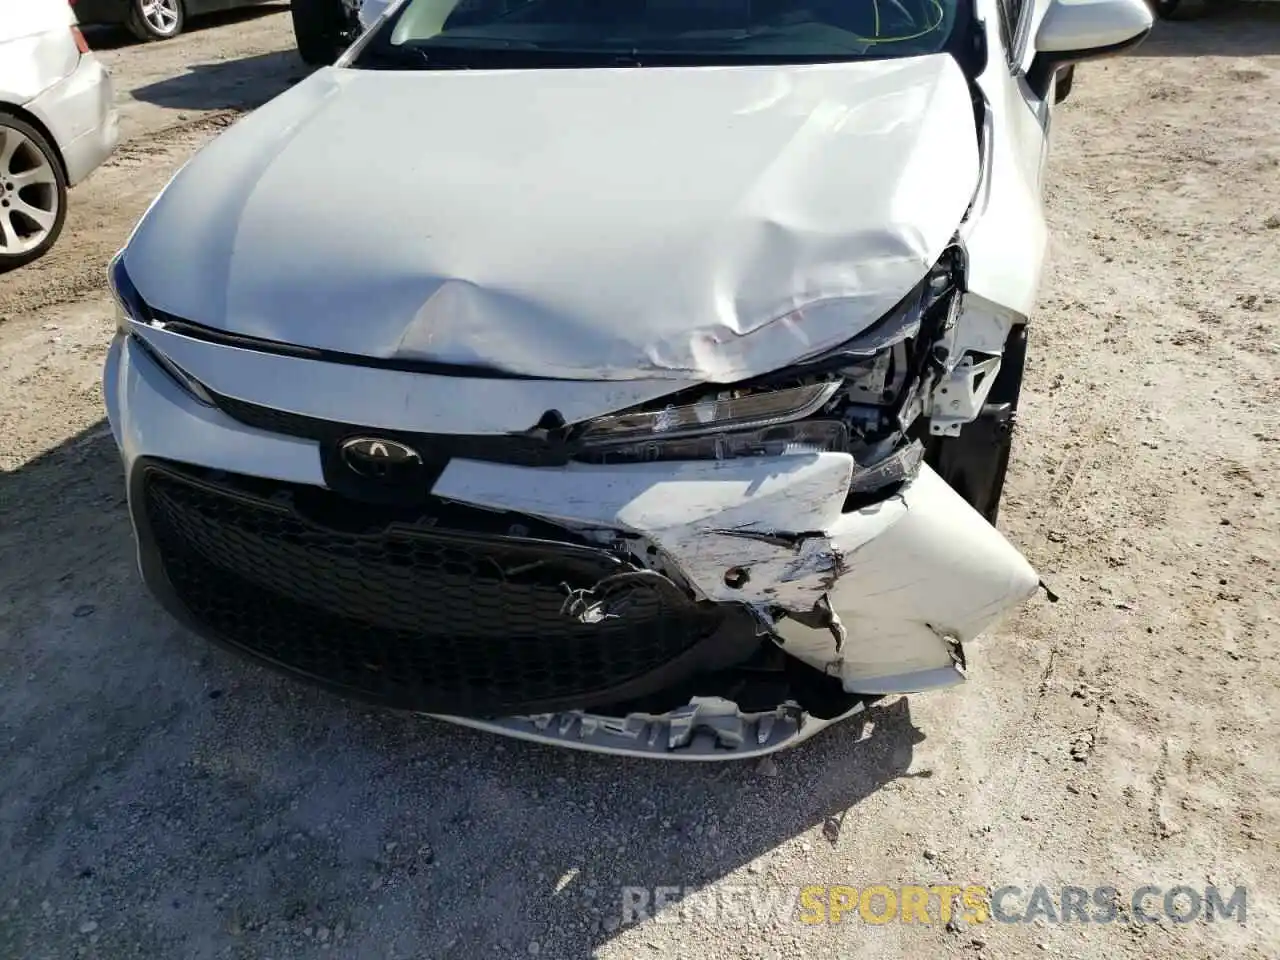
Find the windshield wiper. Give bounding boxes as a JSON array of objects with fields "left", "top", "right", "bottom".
[
  {"left": 357, "top": 44, "right": 438, "bottom": 70},
  {"left": 359, "top": 43, "right": 648, "bottom": 70}
]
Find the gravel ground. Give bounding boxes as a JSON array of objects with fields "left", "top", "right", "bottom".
[{"left": 1, "top": 7, "right": 1278, "bottom": 959}]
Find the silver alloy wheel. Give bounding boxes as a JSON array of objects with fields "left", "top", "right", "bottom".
[
  {"left": 142, "top": 0, "right": 182, "bottom": 34},
  {"left": 0, "top": 124, "right": 60, "bottom": 257}
]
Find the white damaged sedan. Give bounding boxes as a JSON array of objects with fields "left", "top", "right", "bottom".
[{"left": 104, "top": 0, "right": 1151, "bottom": 758}]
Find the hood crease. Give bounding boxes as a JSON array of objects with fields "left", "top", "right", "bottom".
[{"left": 125, "top": 56, "right": 980, "bottom": 383}]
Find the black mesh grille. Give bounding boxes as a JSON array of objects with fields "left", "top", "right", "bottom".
[{"left": 139, "top": 464, "right": 724, "bottom": 715}]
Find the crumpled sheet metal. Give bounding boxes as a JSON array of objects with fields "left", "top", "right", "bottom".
[
  {"left": 124, "top": 54, "right": 981, "bottom": 383},
  {"left": 432, "top": 697, "right": 870, "bottom": 760}
]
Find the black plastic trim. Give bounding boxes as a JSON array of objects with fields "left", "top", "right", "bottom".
[
  {"left": 1027, "top": 27, "right": 1152, "bottom": 99},
  {"left": 204, "top": 389, "right": 575, "bottom": 504},
  {"left": 1054, "top": 64, "right": 1076, "bottom": 104},
  {"left": 128, "top": 458, "right": 764, "bottom": 716},
  {"left": 148, "top": 311, "right": 558, "bottom": 381}
]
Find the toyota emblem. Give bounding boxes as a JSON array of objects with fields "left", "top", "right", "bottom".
[{"left": 339, "top": 436, "right": 424, "bottom": 480}]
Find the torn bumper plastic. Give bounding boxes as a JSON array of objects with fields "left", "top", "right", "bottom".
[
  {"left": 433, "top": 452, "right": 1040, "bottom": 698},
  {"left": 105, "top": 330, "right": 1039, "bottom": 758},
  {"left": 435, "top": 697, "right": 874, "bottom": 761}
]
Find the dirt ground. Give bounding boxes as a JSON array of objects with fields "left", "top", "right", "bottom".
[{"left": 1, "top": 7, "right": 1278, "bottom": 959}]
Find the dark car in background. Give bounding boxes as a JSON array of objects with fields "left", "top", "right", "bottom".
[
  {"left": 70, "top": 0, "right": 277, "bottom": 41},
  {"left": 1150, "top": 0, "right": 1276, "bottom": 17}
]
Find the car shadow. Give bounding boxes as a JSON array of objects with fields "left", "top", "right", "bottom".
[
  {"left": 0, "top": 419, "right": 928, "bottom": 958},
  {"left": 127, "top": 50, "right": 312, "bottom": 112},
  {"left": 1130, "top": 4, "right": 1280, "bottom": 56},
  {"left": 80, "top": 3, "right": 290, "bottom": 51}
]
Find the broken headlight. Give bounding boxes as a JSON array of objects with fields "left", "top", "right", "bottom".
[
  {"left": 575, "top": 381, "right": 846, "bottom": 464},
  {"left": 573, "top": 250, "right": 962, "bottom": 467},
  {"left": 578, "top": 419, "right": 849, "bottom": 464},
  {"left": 578, "top": 380, "right": 841, "bottom": 445}
]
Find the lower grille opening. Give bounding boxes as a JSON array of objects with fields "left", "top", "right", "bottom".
[{"left": 137, "top": 462, "right": 734, "bottom": 715}]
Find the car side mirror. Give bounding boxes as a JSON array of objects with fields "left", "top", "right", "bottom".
[{"left": 1027, "top": 0, "right": 1154, "bottom": 100}]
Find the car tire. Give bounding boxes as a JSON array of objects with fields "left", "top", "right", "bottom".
[
  {"left": 923, "top": 325, "right": 1027, "bottom": 526},
  {"left": 125, "top": 0, "right": 186, "bottom": 40},
  {"left": 0, "top": 114, "right": 68, "bottom": 273},
  {"left": 291, "top": 0, "right": 354, "bottom": 66}
]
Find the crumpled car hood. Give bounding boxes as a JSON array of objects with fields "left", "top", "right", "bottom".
[{"left": 124, "top": 55, "right": 979, "bottom": 383}]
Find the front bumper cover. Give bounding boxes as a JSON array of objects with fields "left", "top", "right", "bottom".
[{"left": 105, "top": 329, "right": 1039, "bottom": 758}]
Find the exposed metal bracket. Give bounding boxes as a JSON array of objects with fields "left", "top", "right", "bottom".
[{"left": 927, "top": 354, "right": 1003, "bottom": 437}]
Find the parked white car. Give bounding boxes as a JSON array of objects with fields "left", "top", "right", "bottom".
[
  {"left": 106, "top": 0, "right": 1152, "bottom": 758},
  {"left": 0, "top": 0, "right": 118, "bottom": 270}
]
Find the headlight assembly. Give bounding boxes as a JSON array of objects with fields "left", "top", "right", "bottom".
[
  {"left": 108, "top": 252, "right": 214, "bottom": 407},
  {"left": 578, "top": 380, "right": 842, "bottom": 447},
  {"left": 573, "top": 250, "right": 963, "bottom": 469},
  {"left": 108, "top": 250, "right": 142, "bottom": 335}
]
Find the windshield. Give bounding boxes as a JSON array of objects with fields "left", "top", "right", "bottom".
[{"left": 352, "top": 0, "right": 968, "bottom": 69}]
